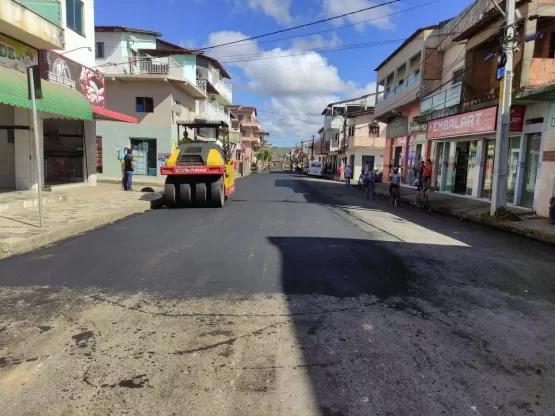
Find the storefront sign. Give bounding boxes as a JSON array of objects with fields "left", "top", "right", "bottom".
[
  {"left": 386, "top": 115, "right": 409, "bottom": 139},
  {"left": 0, "top": 33, "right": 38, "bottom": 73},
  {"left": 393, "top": 137, "right": 406, "bottom": 146},
  {"left": 510, "top": 105, "right": 525, "bottom": 132},
  {"left": 409, "top": 121, "right": 427, "bottom": 134},
  {"left": 40, "top": 50, "right": 105, "bottom": 107},
  {"left": 427, "top": 107, "right": 497, "bottom": 139}
]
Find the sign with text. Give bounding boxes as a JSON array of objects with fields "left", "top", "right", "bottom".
[
  {"left": 386, "top": 115, "right": 409, "bottom": 139},
  {"left": 0, "top": 33, "right": 38, "bottom": 73},
  {"left": 427, "top": 107, "right": 497, "bottom": 139},
  {"left": 40, "top": 50, "right": 105, "bottom": 107},
  {"left": 409, "top": 121, "right": 427, "bottom": 134},
  {"left": 510, "top": 105, "right": 525, "bottom": 132}
]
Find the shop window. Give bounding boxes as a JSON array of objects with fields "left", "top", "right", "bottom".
[
  {"left": 95, "top": 42, "right": 104, "bottom": 59},
  {"left": 136, "top": 97, "right": 154, "bottom": 113},
  {"left": 130, "top": 138, "right": 157, "bottom": 176},
  {"left": 66, "top": 0, "right": 84, "bottom": 35}
]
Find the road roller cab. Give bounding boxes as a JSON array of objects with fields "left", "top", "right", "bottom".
[{"left": 161, "top": 122, "right": 236, "bottom": 208}]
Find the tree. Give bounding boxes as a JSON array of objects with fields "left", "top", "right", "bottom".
[{"left": 255, "top": 148, "right": 272, "bottom": 168}]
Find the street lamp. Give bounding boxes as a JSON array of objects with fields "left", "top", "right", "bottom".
[{"left": 61, "top": 46, "right": 92, "bottom": 55}]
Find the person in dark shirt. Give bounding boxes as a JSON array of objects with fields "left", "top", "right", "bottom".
[{"left": 124, "top": 148, "right": 135, "bottom": 191}]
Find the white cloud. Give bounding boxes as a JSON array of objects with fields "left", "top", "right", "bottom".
[
  {"left": 322, "top": 0, "right": 395, "bottom": 31},
  {"left": 205, "top": 31, "right": 375, "bottom": 143},
  {"left": 291, "top": 33, "right": 342, "bottom": 50},
  {"left": 245, "top": 0, "right": 294, "bottom": 25}
]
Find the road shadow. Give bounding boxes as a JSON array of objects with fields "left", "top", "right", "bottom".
[{"left": 268, "top": 236, "right": 411, "bottom": 299}]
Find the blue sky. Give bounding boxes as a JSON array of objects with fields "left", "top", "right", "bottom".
[{"left": 95, "top": 0, "right": 474, "bottom": 146}]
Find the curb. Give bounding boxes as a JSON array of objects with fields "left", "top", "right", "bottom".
[
  {"left": 373, "top": 189, "right": 555, "bottom": 245},
  {"left": 0, "top": 202, "right": 155, "bottom": 260}
]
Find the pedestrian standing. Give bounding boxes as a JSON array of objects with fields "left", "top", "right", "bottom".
[
  {"left": 124, "top": 148, "right": 135, "bottom": 191},
  {"left": 118, "top": 147, "right": 128, "bottom": 190},
  {"left": 345, "top": 165, "right": 352, "bottom": 187}
]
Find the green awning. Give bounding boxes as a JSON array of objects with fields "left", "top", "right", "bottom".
[{"left": 0, "top": 66, "right": 92, "bottom": 120}]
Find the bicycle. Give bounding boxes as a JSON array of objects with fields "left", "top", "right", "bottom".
[
  {"left": 365, "top": 181, "right": 376, "bottom": 200},
  {"left": 416, "top": 183, "right": 429, "bottom": 209},
  {"left": 389, "top": 185, "right": 400, "bottom": 207}
]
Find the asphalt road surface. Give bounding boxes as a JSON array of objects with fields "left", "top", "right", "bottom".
[{"left": 1, "top": 172, "right": 554, "bottom": 416}]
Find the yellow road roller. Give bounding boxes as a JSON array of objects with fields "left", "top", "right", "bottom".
[{"left": 160, "top": 121, "right": 235, "bottom": 208}]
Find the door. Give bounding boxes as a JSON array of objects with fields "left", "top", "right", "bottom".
[
  {"left": 362, "top": 155, "right": 375, "bottom": 169},
  {"left": 453, "top": 142, "right": 469, "bottom": 194},
  {"left": 435, "top": 142, "right": 444, "bottom": 190},
  {"left": 520, "top": 133, "right": 541, "bottom": 207}
]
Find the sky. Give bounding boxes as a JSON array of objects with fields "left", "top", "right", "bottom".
[{"left": 94, "top": 0, "right": 474, "bottom": 147}]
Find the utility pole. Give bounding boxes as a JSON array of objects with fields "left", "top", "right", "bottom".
[
  {"left": 311, "top": 135, "right": 314, "bottom": 159},
  {"left": 300, "top": 140, "right": 304, "bottom": 164},
  {"left": 491, "top": 0, "right": 516, "bottom": 215}
]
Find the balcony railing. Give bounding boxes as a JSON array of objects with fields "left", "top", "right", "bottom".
[
  {"left": 324, "top": 114, "right": 343, "bottom": 130},
  {"left": 14, "top": 0, "right": 61, "bottom": 26},
  {"left": 420, "top": 82, "right": 462, "bottom": 115},
  {"left": 376, "top": 73, "right": 421, "bottom": 104},
  {"left": 195, "top": 100, "right": 230, "bottom": 125},
  {"left": 347, "top": 135, "right": 384, "bottom": 148},
  {"left": 241, "top": 117, "right": 260, "bottom": 128},
  {"left": 138, "top": 58, "right": 169, "bottom": 75},
  {"left": 196, "top": 79, "right": 207, "bottom": 93}
]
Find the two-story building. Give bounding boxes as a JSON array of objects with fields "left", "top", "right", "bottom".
[
  {"left": 321, "top": 94, "right": 375, "bottom": 174},
  {"left": 94, "top": 26, "right": 234, "bottom": 181},
  {"left": 373, "top": 24, "right": 442, "bottom": 181},
  {"left": 0, "top": 0, "right": 135, "bottom": 192},
  {"left": 411, "top": 0, "right": 554, "bottom": 216},
  {"left": 228, "top": 105, "right": 269, "bottom": 172},
  {"left": 345, "top": 109, "right": 387, "bottom": 178}
]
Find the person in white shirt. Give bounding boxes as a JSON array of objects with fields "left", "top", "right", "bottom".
[
  {"left": 344, "top": 165, "right": 353, "bottom": 187},
  {"left": 389, "top": 167, "right": 402, "bottom": 196}
]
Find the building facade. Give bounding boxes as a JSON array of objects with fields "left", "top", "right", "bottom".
[
  {"left": 373, "top": 0, "right": 555, "bottom": 216},
  {"left": 345, "top": 110, "right": 387, "bottom": 178},
  {"left": 0, "top": 0, "right": 135, "bottom": 192},
  {"left": 94, "top": 26, "right": 234, "bottom": 182},
  {"left": 320, "top": 94, "right": 376, "bottom": 174},
  {"left": 228, "top": 105, "right": 269, "bottom": 173}
]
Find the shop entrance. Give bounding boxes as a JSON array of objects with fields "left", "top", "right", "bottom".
[
  {"left": 453, "top": 142, "right": 470, "bottom": 194},
  {"left": 43, "top": 119, "right": 86, "bottom": 186},
  {"left": 130, "top": 138, "right": 158, "bottom": 176},
  {"left": 521, "top": 133, "right": 541, "bottom": 207},
  {"left": 0, "top": 127, "right": 15, "bottom": 190}
]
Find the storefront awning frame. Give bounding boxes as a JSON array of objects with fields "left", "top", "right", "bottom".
[{"left": 0, "top": 66, "right": 93, "bottom": 120}]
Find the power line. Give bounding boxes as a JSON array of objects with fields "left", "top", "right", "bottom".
[
  {"left": 190, "top": 0, "right": 400, "bottom": 52},
  {"left": 213, "top": 0, "right": 443, "bottom": 50}
]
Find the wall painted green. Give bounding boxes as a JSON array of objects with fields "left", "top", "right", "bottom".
[
  {"left": 96, "top": 121, "right": 173, "bottom": 180},
  {"left": 171, "top": 55, "right": 197, "bottom": 83}
]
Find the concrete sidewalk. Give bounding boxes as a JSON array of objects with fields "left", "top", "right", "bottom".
[
  {"left": 0, "top": 183, "right": 162, "bottom": 259},
  {"left": 315, "top": 177, "right": 555, "bottom": 245}
]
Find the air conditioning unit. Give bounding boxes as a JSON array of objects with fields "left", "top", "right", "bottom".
[{"left": 172, "top": 104, "right": 182, "bottom": 115}]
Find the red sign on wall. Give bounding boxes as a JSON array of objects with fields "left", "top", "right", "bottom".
[
  {"left": 427, "top": 107, "right": 497, "bottom": 139},
  {"left": 510, "top": 105, "right": 525, "bottom": 132}
]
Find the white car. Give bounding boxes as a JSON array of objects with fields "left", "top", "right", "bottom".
[{"left": 307, "top": 161, "right": 323, "bottom": 177}]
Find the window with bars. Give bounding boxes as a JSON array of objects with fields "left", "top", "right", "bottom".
[{"left": 369, "top": 123, "right": 380, "bottom": 136}]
